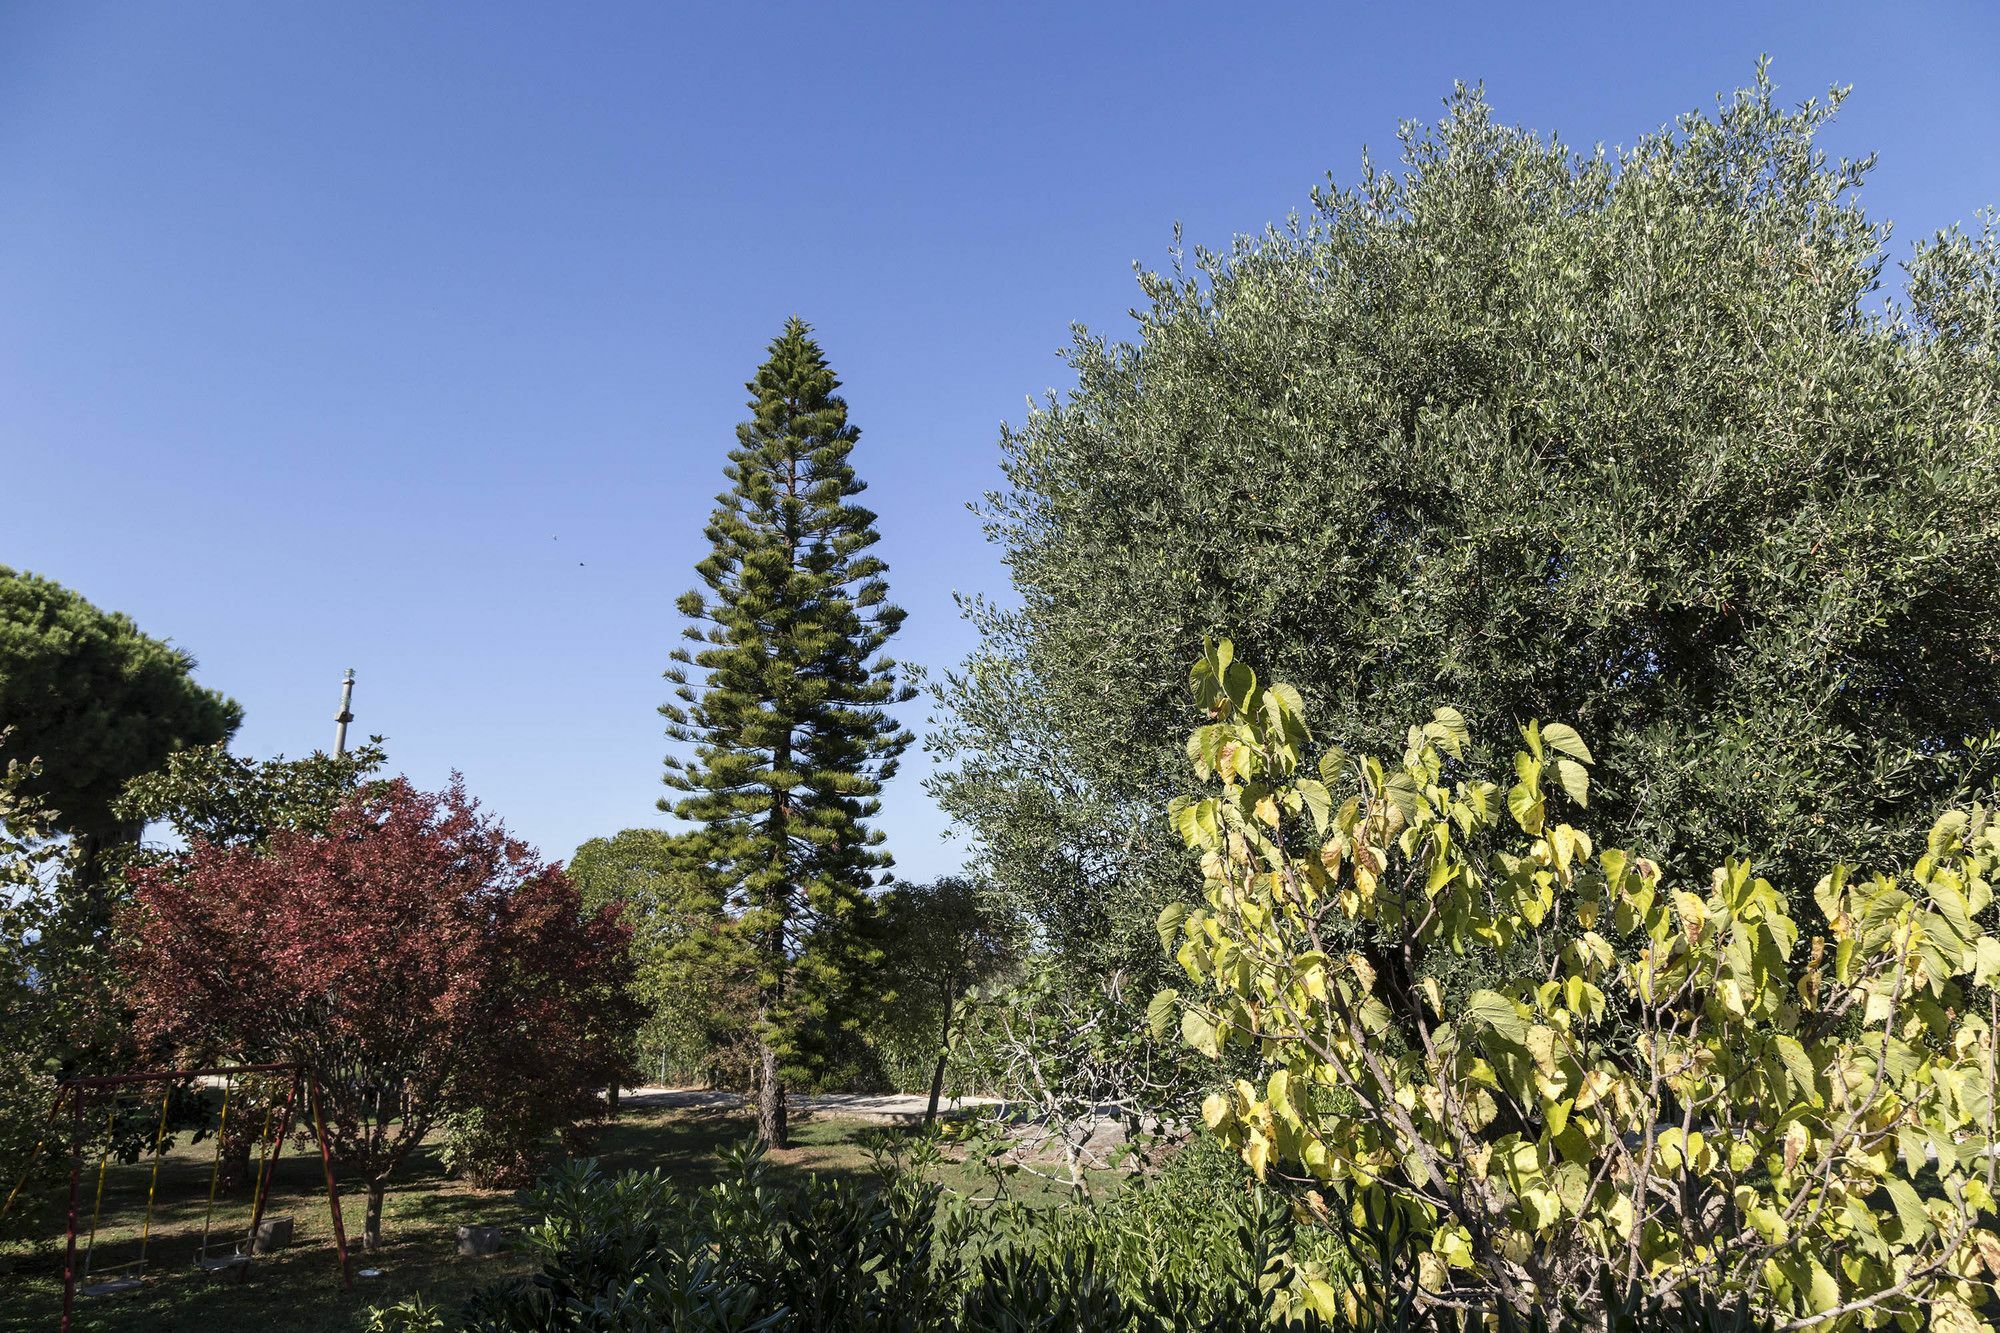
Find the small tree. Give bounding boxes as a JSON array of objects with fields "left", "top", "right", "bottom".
[
  {"left": 117, "top": 739, "right": 388, "bottom": 851},
  {"left": 121, "top": 779, "right": 635, "bottom": 1246},
  {"left": 115, "top": 740, "right": 391, "bottom": 1190},
  {"left": 1160, "top": 642, "right": 2000, "bottom": 1329},
  {"left": 569, "top": 828, "right": 757, "bottom": 1090},
  {"left": 875, "top": 877, "right": 1014, "bottom": 1121}
]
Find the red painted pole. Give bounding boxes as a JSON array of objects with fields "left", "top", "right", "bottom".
[
  {"left": 237, "top": 1072, "right": 299, "bottom": 1285},
  {"left": 310, "top": 1077, "right": 351, "bottom": 1287},
  {"left": 60, "top": 1086, "right": 80, "bottom": 1333}
]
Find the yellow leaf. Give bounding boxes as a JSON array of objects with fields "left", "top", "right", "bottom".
[
  {"left": 1245, "top": 1131, "right": 1272, "bottom": 1180},
  {"left": 1782, "top": 1122, "right": 1809, "bottom": 1174},
  {"left": 1268, "top": 1069, "right": 1295, "bottom": 1123}
]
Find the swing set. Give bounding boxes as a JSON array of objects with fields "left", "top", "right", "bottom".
[{"left": 2, "top": 1061, "right": 351, "bottom": 1333}]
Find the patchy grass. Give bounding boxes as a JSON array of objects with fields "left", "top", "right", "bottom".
[{"left": 0, "top": 1101, "right": 907, "bottom": 1333}]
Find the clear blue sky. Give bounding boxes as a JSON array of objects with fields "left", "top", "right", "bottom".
[{"left": 3, "top": 3, "right": 1995, "bottom": 881}]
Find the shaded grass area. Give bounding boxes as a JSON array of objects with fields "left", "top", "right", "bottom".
[{"left": 0, "top": 1103, "right": 900, "bottom": 1333}]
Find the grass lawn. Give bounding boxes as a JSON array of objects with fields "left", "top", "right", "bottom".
[{"left": 0, "top": 1101, "right": 935, "bottom": 1333}]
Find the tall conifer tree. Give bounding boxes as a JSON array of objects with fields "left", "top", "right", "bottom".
[{"left": 662, "top": 318, "right": 912, "bottom": 1145}]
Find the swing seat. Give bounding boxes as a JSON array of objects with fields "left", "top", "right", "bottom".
[
  {"left": 195, "top": 1251, "right": 250, "bottom": 1273},
  {"left": 81, "top": 1276, "right": 145, "bottom": 1296}
]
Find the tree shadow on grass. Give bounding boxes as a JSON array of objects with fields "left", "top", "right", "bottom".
[
  {"left": 591, "top": 1104, "right": 882, "bottom": 1194},
  {"left": 0, "top": 1106, "right": 889, "bottom": 1333}
]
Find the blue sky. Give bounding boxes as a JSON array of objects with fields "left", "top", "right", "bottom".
[{"left": 3, "top": 3, "right": 1995, "bottom": 881}]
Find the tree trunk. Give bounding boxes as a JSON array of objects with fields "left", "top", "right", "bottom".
[
  {"left": 924, "top": 994, "right": 955, "bottom": 1124},
  {"left": 72, "top": 821, "right": 140, "bottom": 929},
  {"left": 757, "top": 1036, "right": 787, "bottom": 1146},
  {"left": 606, "top": 1083, "right": 621, "bottom": 1119},
  {"left": 363, "top": 1180, "right": 387, "bottom": 1249},
  {"left": 759, "top": 712, "right": 792, "bottom": 1149}
]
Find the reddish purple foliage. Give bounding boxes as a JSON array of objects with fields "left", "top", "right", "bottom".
[{"left": 121, "top": 779, "right": 637, "bottom": 1230}]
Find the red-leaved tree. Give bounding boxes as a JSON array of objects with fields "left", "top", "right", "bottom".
[{"left": 120, "top": 778, "right": 636, "bottom": 1247}]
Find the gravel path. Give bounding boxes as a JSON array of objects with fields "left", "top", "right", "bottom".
[{"left": 620, "top": 1086, "right": 1001, "bottom": 1121}]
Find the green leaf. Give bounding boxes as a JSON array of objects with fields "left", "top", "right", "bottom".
[
  {"left": 1294, "top": 779, "right": 1333, "bottom": 835},
  {"left": 1554, "top": 758, "right": 1589, "bottom": 809},
  {"left": 1541, "top": 722, "right": 1592, "bottom": 764},
  {"left": 1317, "top": 746, "right": 1349, "bottom": 785},
  {"left": 1506, "top": 782, "right": 1544, "bottom": 835},
  {"left": 1881, "top": 1175, "right": 1931, "bottom": 1242},
  {"left": 1430, "top": 706, "right": 1470, "bottom": 758},
  {"left": 1156, "top": 901, "right": 1189, "bottom": 952},
  {"left": 1465, "top": 989, "right": 1528, "bottom": 1044},
  {"left": 1770, "top": 1035, "right": 1817, "bottom": 1103},
  {"left": 1383, "top": 773, "right": 1423, "bottom": 824},
  {"left": 1181, "top": 1006, "right": 1222, "bottom": 1058},
  {"left": 1267, "top": 681, "right": 1307, "bottom": 731},
  {"left": 1974, "top": 937, "right": 2000, "bottom": 988},
  {"left": 1146, "top": 989, "right": 1181, "bottom": 1038}
]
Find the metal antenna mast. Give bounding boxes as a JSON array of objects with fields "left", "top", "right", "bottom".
[{"left": 333, "top": 669, "right": 356, "bottom": 755}]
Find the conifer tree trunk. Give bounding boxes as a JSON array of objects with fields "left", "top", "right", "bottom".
[{"left": 757, "top": 1032, "right": 786, "bottom": 1144}]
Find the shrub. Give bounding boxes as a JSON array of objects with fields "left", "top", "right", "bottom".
[
  {"left": 436, "top": 1105, "right": 565, "bottom": 1191},
  {"left": 367, "top": 1136, "right": 1780, "bottom": 1332},
  {"left": 1158, "top": 641, "right": 2000, "bottom": 1329},
  {"left": 120, "top": 779, "right": 638, "bottom": 1246}
]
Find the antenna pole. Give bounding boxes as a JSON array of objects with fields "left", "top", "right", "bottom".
[{"left": 333, "top": 669, "right": 356, "bottom": 755}]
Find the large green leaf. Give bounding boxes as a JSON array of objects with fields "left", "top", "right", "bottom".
[
  {"left": 1146, "top": 988, "right": 1181, "bottom": 1038},
  {"left": 1465, "top": 989, "right": 1528, "bottom": 1044},
  {"left": 1554, "top": 758, "right": 1589, "bottom": 809},
  {"left": 1541, "top": 723, "right": 1593, "bottom": 764}
]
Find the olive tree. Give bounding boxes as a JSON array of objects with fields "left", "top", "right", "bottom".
[{"left": 932, "top": 70, "right": 2000, "bottom": 997}]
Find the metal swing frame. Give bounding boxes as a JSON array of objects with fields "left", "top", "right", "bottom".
[
  {"left": 74, "top": 1081, "right": 171, "bottom": 1295},
  {"left": 43, "top": 1062, "right": 352, "bottom": 1333}
]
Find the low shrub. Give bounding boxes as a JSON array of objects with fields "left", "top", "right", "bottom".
[{"left": 368, "top": 1136, "right": 1776, "bottom": 1332}]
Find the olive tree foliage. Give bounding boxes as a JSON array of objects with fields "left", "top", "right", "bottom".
[
  {"left": 872, "top": 877, "right": 1016, "bottom": 1119},
  {"left": 929, "top": 71, "right": 2000, "bottom": 999},
  {"left": 1161, "top": 642, "right": 2000, "bottom": 1331}
]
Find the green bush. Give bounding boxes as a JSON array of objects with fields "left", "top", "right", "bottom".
[
  {"left": 435, "top": 1103, "right": 569, "bottom": 1191},
  {"left": 366, "top": 1135, "right": 1779, "bottom": 1332},
  {"left": 1161, "top": 641, "right": 2000, "bottom": 1330}
]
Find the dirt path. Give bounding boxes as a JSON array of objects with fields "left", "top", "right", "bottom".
[{"left": 620, "top": 1086, "right": 1001, "bottom": 1121}]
